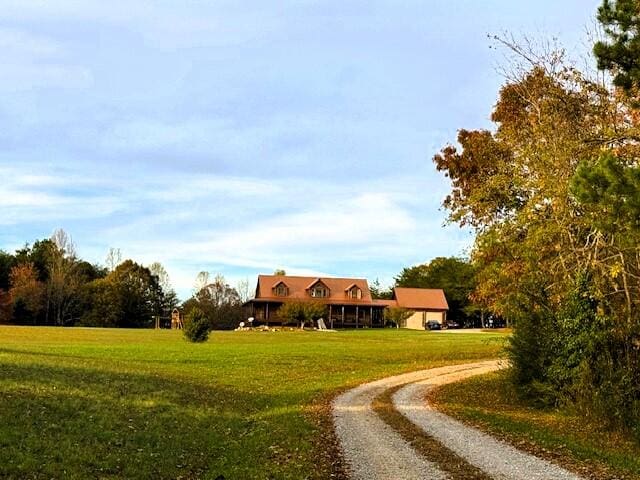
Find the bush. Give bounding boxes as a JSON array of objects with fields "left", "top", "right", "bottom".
[
  {"left": 384, "top": 307, "right": 411, "bottom": 328},
  {"left": 183, "top": 307, "right": 210, "bottom": 343},
  {"left": 277, "top": 300, "right": 326, "bottom": 328}
]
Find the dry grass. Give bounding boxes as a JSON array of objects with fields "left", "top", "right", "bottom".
[{"left": 431, "top": 370, "right": 640, "bottom": 480}]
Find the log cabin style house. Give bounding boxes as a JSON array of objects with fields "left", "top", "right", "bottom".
[{"left": 245, "top": 274, "right": 449, "bottom": 329}]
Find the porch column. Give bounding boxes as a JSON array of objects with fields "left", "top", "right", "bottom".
[
  {"left": 341, "top": 306, "right": 345, "bottom": 326},
  {"left": 266, "top": 303, "right": 269, "bottom": 323},
  {"left": 329, "top": 305, "right": 333, "bottom": 329},
  {"left": 370, "top": 307, "right": 373, "bottom": 327},
  {"left": 356, "top": 306, "right": 359, "bottom": 328}
]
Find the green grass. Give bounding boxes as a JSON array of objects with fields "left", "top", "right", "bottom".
[
  {"left": 0, "top": 326, "right": 504, "bottom": 479},
  {"left": 432, "top": 370, "right": 640, "bottom": 479}
]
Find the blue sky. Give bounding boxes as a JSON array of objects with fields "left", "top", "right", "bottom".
[{"left": 0, "top": 1, "right": 600, "bottom": 299}]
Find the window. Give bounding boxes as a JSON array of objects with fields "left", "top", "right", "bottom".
[
  {"left": 311, "top": 286, "right": 328, "bottom": 298},
  {"left": 348, "top": 287, "right": 362, "bottom": 299},
  {"left": 274, "top": 284, "right": 288, "bottom": 297}
]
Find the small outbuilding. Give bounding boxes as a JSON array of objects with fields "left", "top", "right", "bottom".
[{"left": 384, "top": 287, "right": 449, "bottom": 330}]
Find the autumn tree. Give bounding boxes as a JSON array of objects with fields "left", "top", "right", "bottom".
[
  {"left": 9, "top": 263, "right": 44, "bottom": 324},
  {"left": 45, "top": 229, "right": 83, "bottom": 325},
  {"left": 435, "top": 37, "right": 640, "bottom": 426}
]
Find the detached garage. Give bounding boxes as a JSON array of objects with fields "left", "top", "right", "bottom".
[{"left": 386, "top": 287, "right": 449, "bottom": 330}]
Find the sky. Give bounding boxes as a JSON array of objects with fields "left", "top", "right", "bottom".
[{"left": 0, "top": 0, "right": 601, "bottom": 299}]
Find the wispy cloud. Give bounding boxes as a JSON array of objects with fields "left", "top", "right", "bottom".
[{"left": 0, "top": 0, "right": 596, "bottom": 297}]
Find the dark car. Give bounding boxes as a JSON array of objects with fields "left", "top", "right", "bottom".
[{"left": 426, "top": 320, "right": 441, "bottom": 330}]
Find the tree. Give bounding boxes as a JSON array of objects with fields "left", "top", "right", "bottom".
[
  {"left": 193, "top": 271, "right": 210, "bottom": 295},
  {"left": 79, "top": 278, "right": 122, "bottom": 327},
  {"left": 183, "top": 274, "right": 244, "bottom": 330},
  {"left": 14, "top": 239, "right": 55, "bottom": 283},
  {"left": 183, "top": 307, "right": 210, "bottom": 343},
  {"left": 9, "top": 263, "right": 44, "bottom": 324},
  {"left": 236, "top": 278, "right": 251, "bottom": 303},
  {"left": 105, "top": 247, "right": 122, "bottom": 272},
  {"left": 273, "top": 269, "right": 286, "bottom": 276},
  {"left": 369, "top": 278, "right": 392, "bottom": 300},
  {"left": 594, "top": 0, "right": 640, "bottom": 92},
  {"left": 277, "top": 300, "right": 326, "bottom": 329},
  {"left": 110, "top": 260, "right": 163, "bottom": 327},
  {"left": 436, "top": 35, "right": 640, "bottom": 428},
  {"left": 81, "top": 260, "right": 163, "bottom": 328},
  {"left": 149, "top": 262, "right": 179, "bottom": 322},
  {"left": 47, "top": 229, "right": 81, "bottom": 325},
  {"left": 0, "top": 250, "right": 15, "bottom": 291},
  {"left": 383, "top": 307, "right": 412, "bottom": 328}
]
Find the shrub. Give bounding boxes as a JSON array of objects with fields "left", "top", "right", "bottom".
[
  {"left": 183, "top": 307, "right": 210, "bottom": 343},
  {"left": 277, "top": 300, "right": 326, "bottom": 329},
  {"left": 384, "top": 307, "right": 411, "bottom": 328}
]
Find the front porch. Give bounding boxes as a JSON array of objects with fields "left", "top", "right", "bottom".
[{"left": 247, "top": 301, "right": 386, "bottom": 328}]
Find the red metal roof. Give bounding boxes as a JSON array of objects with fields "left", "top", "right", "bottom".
[
  {"left": 255, "top": 274, "right": 374, "bottom": 305},
  {"left": 392, "top": 287, "right": 449, "bottom": 310}
]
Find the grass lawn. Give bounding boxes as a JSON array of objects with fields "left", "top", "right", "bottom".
[
  {"left": 0, "top": 326, "right": 504, "bottom": 480},
  {"left": 432, "top": 370, "right": 640, "bottom": 480}
]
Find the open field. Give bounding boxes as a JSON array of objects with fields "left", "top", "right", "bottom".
[
  {"left": 432, "top": 370, "right": 640, "bottom": 480},
  {"left": 0, "top": 326, "right": 504, "bottom": 479}
]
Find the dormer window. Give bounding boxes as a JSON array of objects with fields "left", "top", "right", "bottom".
[
  {"left": 348, "top": 287, "right": 362, "bottom": 299},
  {"left": 273, "top": 282, "right": 289, "bottom": 297},
  {"left": 307, "top": 279, "right": 330, "bottom": 298},
  {"left": 311, "top": 285, "right": 328, "bottom": 298}
]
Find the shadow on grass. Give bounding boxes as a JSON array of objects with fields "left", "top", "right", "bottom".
[{"left": 0, "top": 360, "right": 313, "bottom": 480}]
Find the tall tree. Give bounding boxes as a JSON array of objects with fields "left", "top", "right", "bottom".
[
  {"left": 9, "top": 263, "right": 44, "bottom": 324},
  {"left": 594, "top": 0, "right": 640, "bottom": 92},
  {"left": 47, "top": 229, "right": 80, "bottom": 325},
  {"left": 0, "top": 250, "right": 15, "bottom": 291},
  {"left": 105, "top": 247, "right": 122, "bottom": 272},
  {"left": 149, "top": 261, "right": 179, "bottom": 321}
]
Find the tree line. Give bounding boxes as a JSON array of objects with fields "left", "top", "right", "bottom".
[
  {"left": 0, "top": 230, "right": 178, "bottom": 327},
  {"left": 433, "top": 0, "right": 640, "bottom": 435}
]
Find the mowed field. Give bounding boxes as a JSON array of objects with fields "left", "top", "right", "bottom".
[{"left": 0, "top": 326, "right": 505, "bottom": 479}]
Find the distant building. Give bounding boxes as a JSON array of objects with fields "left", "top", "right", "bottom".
[{"left": 245, "top": 275, "right": 448, "bottom": 329}]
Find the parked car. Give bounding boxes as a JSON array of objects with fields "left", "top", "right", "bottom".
[
  {"left": 446, "top": 321, "right": 461, "bottom": 329},
  {"left": 425, "top": 320, "right": 441, "bottom": 330}
]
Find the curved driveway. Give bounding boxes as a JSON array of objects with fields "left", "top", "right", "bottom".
[{"left": 333, "top": 360, "right": 583, "bottom": 480}]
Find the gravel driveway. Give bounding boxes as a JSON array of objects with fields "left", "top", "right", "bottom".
[{"left": 333, "top": 360, "right": 584, "bottom": 480}]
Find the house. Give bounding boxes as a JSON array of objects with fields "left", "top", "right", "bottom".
[
  {"left": 245, "top": 274, "right": 449, "bottom": 329},
  {"left": 246, "top": 275, "right": 386, "bottom": 327}
]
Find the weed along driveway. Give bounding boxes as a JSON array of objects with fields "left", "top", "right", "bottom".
[{"left": 333, "top": 360, "right": 583, "bottom": 480}]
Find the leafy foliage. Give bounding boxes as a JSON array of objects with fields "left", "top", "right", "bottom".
[
  {"left": 383, "top": 306, "right": 412, "bottom": 328},
  {"left": 594, "top": 0, "right": 640, "bottom": 92},
  {"left": 437, "top": 37, "right": 640, "bottom": 432},
  {"left": 182, "top": 274, "right": 244, "bottom": 330},
  {"left": 183, "top": 307, "right": 211, "bottom": 343},
  {"left": 277, "top": 300, "right": 326, "bottom": 328}
]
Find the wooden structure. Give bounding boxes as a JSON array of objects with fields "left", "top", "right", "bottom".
[
  {"left": 244, "top": 275, "right": 449, "bottom": 330},
  {"left": 245, "top": 275, "right": 386, "bottom": 328},
  {"left": 171, "top": 308, "right": 184, "bottom": 329},
  {"left": 389, "top": 288, "right": 448, "bottom": 329}
]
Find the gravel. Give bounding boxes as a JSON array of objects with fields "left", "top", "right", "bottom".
[
  {"left": 393, "top": 365, "right": 584, "bottom": 480},
  {"left": 332, "top": 362, "right": 496, "bottom": 480}
]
